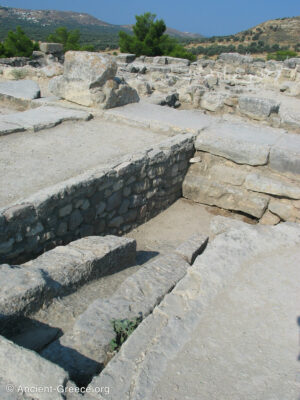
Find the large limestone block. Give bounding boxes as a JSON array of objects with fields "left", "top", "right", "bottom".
[
  {"left": 183, "top": 174, "right": 268, "bottom": 218},
  {"left": 0, "top": 80, "right": 40, "bottom": 100},
  {"left": 200, "top": 92, "right": 227, "bottom": 112},
  {"left": 25, "top": 235, "right": 136, "bottom": 295},
  {"left": 245, "top": 173, "right": 300, "bottom": 199},
  {"left": 196, "top": 122, "right": 283, "bottom": 166},
  {"left": 39, "top": 42, "right": 63, "bottom": 54},
  {"left": 0, "top": 336, "right": 69, "bottom": 400},
  {"left": 238, "top": 96, "right": 280, "bottom": 120},
  {"left": 49, "top": 51, "right": 139, "bottom": 108},
  {"left": 63, "top": 51, "right": 117, "bottom": 86},
  {"left": 0, "top": 264, "right": 46, "bottom": 331},
  {"left": 219, "top": 52, "right": 253, "bottom": 64},
  {"left": 268, "top": 199, "right": 300, "bottom": 222},
  {"left": 269, "top": 133, "right": 300, "bottom": 175}
]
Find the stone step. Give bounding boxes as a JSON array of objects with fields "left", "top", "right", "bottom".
[
  {"left": 40, "top": 234, "right": 208, "bottom": 385},
  {"left": 0, "top": 235, "right": 136, "bottom": 335}
]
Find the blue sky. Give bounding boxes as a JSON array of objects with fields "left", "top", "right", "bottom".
[{"left": 1, "top": 0, "right": 299, "bottom": 36}]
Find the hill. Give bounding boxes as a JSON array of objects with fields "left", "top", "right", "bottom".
[
  {"left": 0, "top": 5, "right": 202, "bottom": 51},
  {"left": 188, "top": 16, "right": 300, "bottom": 57}
]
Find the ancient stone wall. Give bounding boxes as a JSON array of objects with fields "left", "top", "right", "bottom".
[{"left": 0, "top": 134, "right": 194, "bottom": 263}]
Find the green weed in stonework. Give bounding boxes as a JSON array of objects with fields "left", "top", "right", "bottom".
[{"left": 109, "top": 316, "right": 142, "bottom": 352}]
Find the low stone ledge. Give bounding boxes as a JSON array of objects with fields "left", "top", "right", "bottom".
[
  {"left": 0, "top": 236, "right": 136, "bottom": 334},
  {"left": 0, "top": 335, "right": 69, "bottom": 400},
  {"left": 41, "top": 253, "right": 190, "bottom": 385}
]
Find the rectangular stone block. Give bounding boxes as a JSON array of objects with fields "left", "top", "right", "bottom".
[
  {"left": 0, "top": 335, "right": 69, "bottom": 400},
  {"left": 175, "top": 233, "right": 209, "bottom": 264},
  {"left": 183, "top": 174, "right": 268, "bottom": 218},
  {"left": 196, "top": 122, "right": 283, "bottom": 166}
]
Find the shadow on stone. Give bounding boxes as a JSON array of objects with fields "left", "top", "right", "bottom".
[
  {"left": 4, "top": 317, "right": 62, "bottom": 353},
  {"left": 135, "top": 250, "right": 160, "bottom": 265}
]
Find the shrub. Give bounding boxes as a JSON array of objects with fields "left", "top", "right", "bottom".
[
  {"left": 267, "top": 50, "right": 297, "bottom": 61},
  {"left": 109, "top": 316, "right": 142, "bottom": 352},
  {"left": 2, "top": 26, "right": 39, "bottom": 57},
  {"left": 119, "top": 12, "right": 196, "bottom": 61}
]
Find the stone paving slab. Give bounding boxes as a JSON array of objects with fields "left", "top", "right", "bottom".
[
  {"left": 88, "top": 221, "right": 300, "bottom": 400},
  {"left": 0, "top": 105, "right": 92, "bottom": 135},
  {"left": 0, "top": 79, "right": 40, "bottom": 100},
  {"left": 196, "top": 121, "right": 284, "bottom": 166},
  {"left": 102, "top": 101, "right": 217, "bottom": 134},
  {"left": 0, "top": 118, "right": 167, "bottom": 208}
]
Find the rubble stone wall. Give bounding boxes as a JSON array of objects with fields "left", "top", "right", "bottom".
[{"left": 0, "top": 134, "right": 194, "bottom": 264}]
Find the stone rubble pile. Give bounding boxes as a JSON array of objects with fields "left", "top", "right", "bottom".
[{"left": 115, "top": 52, "right": 300, "bottom": 132}]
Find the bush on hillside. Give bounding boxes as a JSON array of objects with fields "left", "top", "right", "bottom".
[
  {"left": 0, "top": 26, "right": 39, "bottom": 58},
  {"left": 119, "top": 12, "right": 196, "bottom": 61},
  {"left": 267, "top": 50, "right": 297, "bottom": 61}
]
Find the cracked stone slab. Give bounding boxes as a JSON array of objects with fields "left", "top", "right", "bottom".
[
  {"left": 195, "top": 122, "right": 284, "bottom": 166},
  {"left": 0, "top": 80, "right": 40, "bottom": 100},
  {"left": 0, "top": 106, "right": 92, "bottom": 134}
]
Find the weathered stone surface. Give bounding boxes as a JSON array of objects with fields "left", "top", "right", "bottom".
[
  {"left": 0, "top": 336, "right": 69, "bottom": 400},
  {"left": 268, "top": 199, "right": 300, "bottom": 222},
  {"left": 269, "top": 133, "right": 300, "bottom": 175},
  {"left": 88, "top": 222, "right": 300, "bottom": 400},
  {"left": 0, "top": 265, "right": 46, "bottom": 332},
  {"left": 116, "top": 53, "right": 136, "bottom": 63},
  {"left": 200, "top": 92, "right": 227, "bottom": 112},
  {"left": 49, "top": 51, "right": 139, "bottom": 108},
  {"left": 0, "top": 80, "right": 40, "bottom": 100},
  {"left": 183, "top": 174, "right": 268, "bottom": 218},
  {"left": 0, "top": 133, "right": 194, "bottom": 262},
  {"left": 25, "top": 235, "right": 136, "bottom": 294},
  {"left": 41, "top": 253, "right": 189, "bottom": 383},
  {"left": 175, "top": 233, "right": 209, "bottom": 264},
  {"left": 238, "top": 96, "right": 280, "bottom": 120},
  {"left": 195, "top": 122, "right": 283, "bottom": 166},
  {"left": 0, "top": 106, "right": 92, "bottom": 134},
  {"left": 0, "top": 236, "right": 136, "bottom": 334},
  {"left": 244, "top": 172, "right": 300, "bottom": 199},
  {"left": 259, "top": 210, "right": 281, "bottom": 225},
  {"left": 219, "top": 52, "right": 253, "bottom": 64},
  {"left": 39, "top": 42, "right": 63, "bottom": 54}
]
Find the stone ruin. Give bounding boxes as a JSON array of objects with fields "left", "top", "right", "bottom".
[
  {"left": 0, "top": 49, "right": 299, "bottom": 399},
  {"left": 49, "top": 51, "right": 139, "bottom": 109}
]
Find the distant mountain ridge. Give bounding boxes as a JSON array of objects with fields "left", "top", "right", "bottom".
[{"left": 0, "top": 5, "right": 203, "bottom": 50}]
